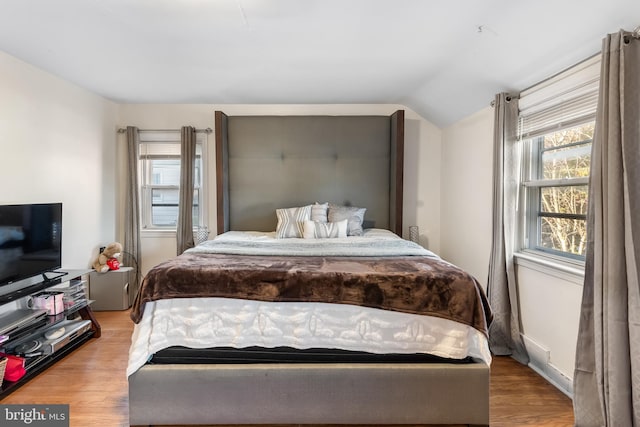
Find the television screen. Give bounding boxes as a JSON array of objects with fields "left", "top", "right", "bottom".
[{"left": 0, "top": 203, "right": 62, "bottom": 287}]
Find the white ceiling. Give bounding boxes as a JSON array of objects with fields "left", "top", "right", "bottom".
[{"left": 1, "top": 0, "right": 639, "bottom": 127}]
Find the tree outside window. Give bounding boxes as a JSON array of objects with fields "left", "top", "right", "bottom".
[{"left": 525, "top": 122, "right": 594, "bottom": 258}]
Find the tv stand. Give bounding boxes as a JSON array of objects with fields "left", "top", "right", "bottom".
[
  {"left": 0, "top": 269, "right": 100, "bottom": 399},
  {"left": 41, "top": 271, "right": 69, "bottom": 283}
]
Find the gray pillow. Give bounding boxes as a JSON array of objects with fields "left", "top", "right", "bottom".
[{"left": 328, "top": 204, "right": 366, "bottom": 236}]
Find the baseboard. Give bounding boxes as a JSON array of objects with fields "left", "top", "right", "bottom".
[
  {"left": 522, "top": 335, "right": 574, "bottom": 398},
  {"left": 528, "top": 361, "right": 573, "bottom": 398}
]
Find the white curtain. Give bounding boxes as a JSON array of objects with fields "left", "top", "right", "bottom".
[
  {"left": 176, "top": 126, "right": 196, "bottom": 255},
  {"left": 487, "top": 93, "right": 529, "bottom": 364},
  {"left": 573, "top": 29, "right": 640, "bottom": 426}
]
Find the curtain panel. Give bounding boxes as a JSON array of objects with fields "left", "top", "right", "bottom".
[
  {"left": 177, "top": 126, "right": 196, "bottom": 255},
  {"left": 125, "top": 126, "right": 141, "bottom": 293},
  {"left": 487, "top": 93, "right": 529, "bottom": 364},
  {"left": 573, "top": 29, "right": 640, "bottom": 426}
]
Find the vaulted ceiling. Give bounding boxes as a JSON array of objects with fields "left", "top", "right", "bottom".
[{"left": 1, "top": 0, "right": 638, "bottom": 127}]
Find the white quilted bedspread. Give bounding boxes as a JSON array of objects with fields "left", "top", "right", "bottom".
[{"left": 128, "top": 297, "right": 492, "bottom": 376}]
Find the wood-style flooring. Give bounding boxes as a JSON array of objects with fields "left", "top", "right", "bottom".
[{"left": 1, "top": 310, "right": 575, "bottom": 427}]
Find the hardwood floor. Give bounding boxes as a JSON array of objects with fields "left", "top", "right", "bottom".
[{"left": 1, "top": 310, "right": 575, "bottom": 427}]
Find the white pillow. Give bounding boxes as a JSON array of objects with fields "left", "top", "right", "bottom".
[
  {"left": 276, "top": 205, "right": 312, "bottom": 238},
  {"left": 302, "top": 220, "right": 348, "bottom": 239}
]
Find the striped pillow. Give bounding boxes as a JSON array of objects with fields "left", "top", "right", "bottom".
[
  {"left": 275, "top": 205, "right": 312, "bottom": 238},
  {"left": 310, "top": 202, "right": 328, "bottom": 223},
  {"left": 302, "top": 220, "right": 348, "bottom": 239}
]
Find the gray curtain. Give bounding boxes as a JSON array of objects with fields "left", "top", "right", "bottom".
[
  {"left": 573, "top": 29, "right": 640, "bottom": 426},
  {"left": 487, "top": 93, "right": 529, "bottom": 364},
  {"left": 125, "top": 126, "right": 141, "bottom": 292},
  {"left": 177, "top": 126, "right": 196, "bottom": 255}
]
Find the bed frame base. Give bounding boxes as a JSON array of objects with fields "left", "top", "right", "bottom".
[{"left": 129, "top": 362, "right": 489, "bottom": 426}]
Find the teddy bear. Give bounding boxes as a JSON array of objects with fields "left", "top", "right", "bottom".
[{"left": 92, "top": 242, "right": 123, "bottom": 273}]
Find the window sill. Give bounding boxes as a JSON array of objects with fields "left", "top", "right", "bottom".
[
  {"left": 141, "top": 229, "right": 176, "bottom": 238},
  {"left": 514, "top": 250, "right": 585, "bottom": 286}
]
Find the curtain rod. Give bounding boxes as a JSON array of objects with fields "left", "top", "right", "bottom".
[
  {"left": 117, "top": 128, "right": 212, "bottom": 134},
  {"left": 488, "top": 52, "right": 600, "bottom": 109}
]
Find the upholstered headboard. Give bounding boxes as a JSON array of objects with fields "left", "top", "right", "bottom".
[{"left": 215, "top": 110, "right": 404, "bottom": 235}]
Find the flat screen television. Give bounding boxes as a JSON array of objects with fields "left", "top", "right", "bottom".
[{"left": 0, "top": 203, "right": 62, "bottom": 288}]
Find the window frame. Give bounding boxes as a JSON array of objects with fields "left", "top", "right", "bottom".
[
  {"left": 137, "top": 130, "right": 208, "bottom": 233},
  {"left": 516, "top": 55, "right": 599, "bottom": 265},
  {"left": 520, "top": 123, "right": 592, "bottom": 261}
]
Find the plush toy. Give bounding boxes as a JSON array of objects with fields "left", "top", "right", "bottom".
[{"left": 92, "top": 242, "right": 123, "bottom": 273}]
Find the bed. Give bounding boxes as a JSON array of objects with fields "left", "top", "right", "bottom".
[{"left": 127, "top": 111, "right": 492, "bottom": 427}]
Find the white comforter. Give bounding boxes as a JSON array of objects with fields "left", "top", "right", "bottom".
[
  {"left": 128, "top": 230, "right": 491, "bottom": 377},
  {"left": 186, "top": 228, "right": 439, "bottom": 257}
]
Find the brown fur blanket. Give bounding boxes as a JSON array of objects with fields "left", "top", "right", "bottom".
[{"left": 131, "top": 253, "right": 492, "bottom": 336}]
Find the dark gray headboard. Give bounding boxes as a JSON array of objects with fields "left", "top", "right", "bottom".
[{"left": 215, "top": 111, "right": 404, "bottom": 234}]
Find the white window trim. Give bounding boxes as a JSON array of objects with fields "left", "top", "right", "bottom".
[
  {"left": 523, "top": 177, "right": 589, "bottom": 188},
  {"left": 514, "top": 250, "right": 585, "bottom": 286},
  {"left": 515, "top": 55, "right": 599, "bottom": 270},
  {"left": 140, "top": 228, "right": 178, "bottom": 238},
  {"left": 138, "top": 130, "right": 208, "bottom": 236},
  {"left": 519, "top": 123, "right": 593, "bottom": 261}
]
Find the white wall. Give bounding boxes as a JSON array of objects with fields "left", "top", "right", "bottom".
[
  {"left": 441, "top": 107, "right": 494, "bottom": 285},
  {"left": 0, "top": 51, "right": 119, "bottom": 270},
  {"left": 117, "top": 104, "right": 442, "bottom": 274},
  {"left": 516, "top": 261, "right": 582, "bottom": 393},
  {"left": 442, "top": 106, "right": 583, "bottom": 395}
]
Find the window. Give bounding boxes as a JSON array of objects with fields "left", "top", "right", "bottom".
[
  {"left": 521, "top": 122, "right": 593, "bottom": 258},
  {"left": 138, "top": 131, "right": 207, "bottom": 230},
  {"left": 518, "top": 56, "right": 599, "bottom": 260}
]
